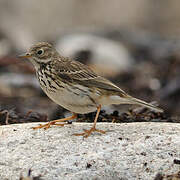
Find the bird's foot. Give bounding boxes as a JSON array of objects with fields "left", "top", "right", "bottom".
[
  {"left": 32, "top": 114, "right": 77, "bottom": 130},
  {"left": 74, "top": 126, "right": 106, "bottom": 138},
  {"left": 32, "top": 121, "right": 65, "bottom": 130}
]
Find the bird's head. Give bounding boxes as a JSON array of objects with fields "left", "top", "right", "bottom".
[{"left": 19, "top": 42, "right": 56, "bottom": 68}]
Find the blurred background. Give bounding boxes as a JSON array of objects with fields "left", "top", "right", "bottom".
[{"left": 0, "top": 0, "right": 180, "bottom": 124}]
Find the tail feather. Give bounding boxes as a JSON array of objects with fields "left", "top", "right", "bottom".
[{"left": 127, "top": 97, "right": 163, "bottom": 113}]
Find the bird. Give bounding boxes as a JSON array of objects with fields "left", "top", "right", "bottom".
[{"left": 19, "top": 42, "right": 163, "bottom": 138}]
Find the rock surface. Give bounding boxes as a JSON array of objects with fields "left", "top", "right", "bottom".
[{"left": 0, "top": 122, "right": 180, "bottom": 180}]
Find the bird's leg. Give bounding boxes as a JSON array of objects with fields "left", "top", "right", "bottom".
[
  {"left": 74, "top": 105, "right": 106, "bottom": 138},
  {"left": 33, "top": 113, "right": 77, "bottom": 130}
]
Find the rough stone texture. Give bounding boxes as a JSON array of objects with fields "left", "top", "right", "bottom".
[{"left": 0, "top": 122, "right": 180, "bottom": 180}]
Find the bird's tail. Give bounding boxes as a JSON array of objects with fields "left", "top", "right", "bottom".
[{"left": 125, "top": 96, "right": 163, "bottom": 113}]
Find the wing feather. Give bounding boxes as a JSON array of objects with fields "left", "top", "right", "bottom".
[{"left": 53, "top": 57, "right": 127, "bottom": 96}]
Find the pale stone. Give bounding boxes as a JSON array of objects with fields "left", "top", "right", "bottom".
[{"left": 0, "top": 122, "right": 180, "bottom": 180}]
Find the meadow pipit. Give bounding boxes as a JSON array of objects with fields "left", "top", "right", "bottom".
[{"left": 19, "top": 42, "right": 163, "bottom": 138}]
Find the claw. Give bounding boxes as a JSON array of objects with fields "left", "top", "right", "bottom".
[
  {"left": 73, "top": 105, "right": 105, "bottom": 138},
  {"left": 73, "top": 127, "right": 106, "bottom": 138},
  {"left": 32, "top": 113, "right": 77, "bottom": 130},
  {"left": 32, "top": 122, "right": 52, "bottom": 130},
  {"left": 32, "top": 121, "right": 65, "bottom": 130},
  {"left": 32, "top": 123, "right": 50, "bottom": 130}
]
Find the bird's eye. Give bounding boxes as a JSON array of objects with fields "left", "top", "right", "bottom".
[{"left": 37, "top": 49, "right": 44, "bottom": 55}]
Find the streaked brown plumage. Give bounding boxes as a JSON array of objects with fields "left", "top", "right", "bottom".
[{"left": 19, "top": 42, "right": 163, "bottom": 137}]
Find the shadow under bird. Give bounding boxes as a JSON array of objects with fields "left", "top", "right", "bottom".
[{"left": 19, "top": 42, "right": 163, "bottom": 138}]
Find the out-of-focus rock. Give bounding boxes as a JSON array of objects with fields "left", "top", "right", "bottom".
[
  {"left": 56, "top": 33, "right": 134, "bottom": 77},
  {"left": 0, "top": 73, "right": 39, "bottom": 97},
  {"left": 105, "top": 28, "right": 180, "bottom": 62},
  {"left": 0, "top": 38, "right": 11, "bottom": 57},
  {"left": 0, "top": 73, "right": 38, "bottom": 88},
  {"left": 0, "top": 0, "right": 148, "bottom": 44},
  {"left": 1, "top": 0, "right": 180, "bottom": 52}
]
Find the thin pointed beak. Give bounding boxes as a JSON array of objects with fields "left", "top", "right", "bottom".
[{"left": 18, "top": 53, "right": 32, "bottom": 59}]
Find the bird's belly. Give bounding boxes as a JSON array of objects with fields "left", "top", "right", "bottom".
[{"left": 41, "top": 84, "right": 98, "bottom": 114}]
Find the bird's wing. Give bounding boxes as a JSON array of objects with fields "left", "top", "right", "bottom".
[{"left": 54, "top": 57, "right": 127, "bottom": 96}]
